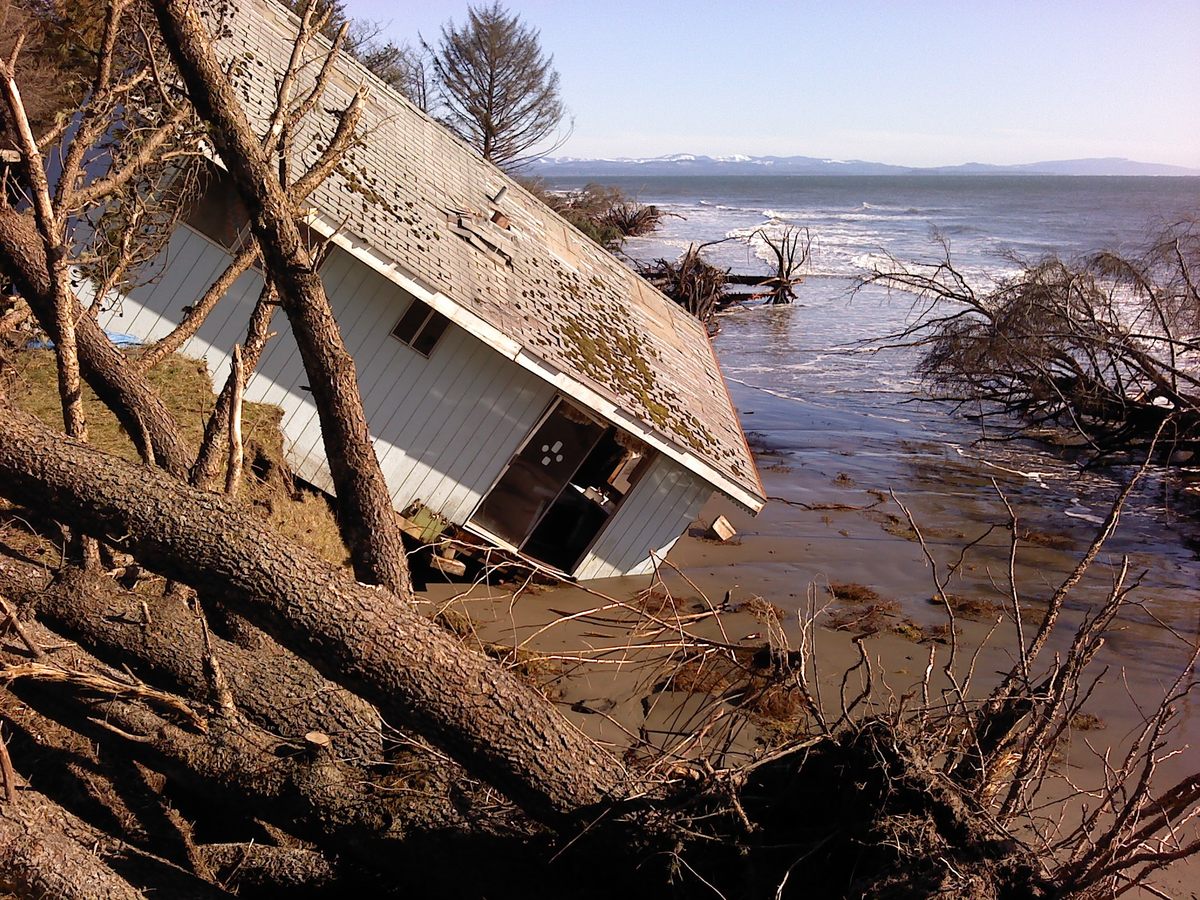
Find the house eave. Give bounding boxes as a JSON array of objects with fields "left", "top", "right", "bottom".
[{"left": 304, "top": 212, "right": 766, "bottom": 515}]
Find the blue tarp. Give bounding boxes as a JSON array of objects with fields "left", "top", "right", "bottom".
[{"left": 28, "top": 330, "right": 142, "bottom": 350}]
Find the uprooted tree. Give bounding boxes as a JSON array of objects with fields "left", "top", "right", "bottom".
[
  {"left": 521, "top": 180, "right": 665, "bottom": 251},
  {"left": 0, "top": 1, "right": 1197, "bottom": 897},
  {"left": 749, "top": 224, "right": 812, "bottom": 305},
  {"left": 864, "top": 224, "right": 1200, "bottom": 465},
  {"left": 640, "top": 226, "right": 812, "bottom": 330},
  {"left": 640, "top": 241, "right": 730, "bottom": 330}
]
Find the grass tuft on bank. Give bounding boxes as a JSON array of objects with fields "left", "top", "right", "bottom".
[{"left": 5, "top": 348, "right": 348, "bottom": 567}]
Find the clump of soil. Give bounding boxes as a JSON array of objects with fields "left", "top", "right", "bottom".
[
  {"left": 825, "top": 583, "right": 900, "bottom": 636},
  {"left": 827, "top": 582, "right": 882, "bottom": 604},
  {"left": 827, "top": 603, "right": 899, "bottom": 636},
  {"left": 927, "top": 593, "right": 1004, "bottom": 621},
  {"left": 740, "top": 596, "right": 788, "bottom": 625},
  {"left": 1070, "top": 712, "right": 1107, "bottom": 731},
  {"left": 636, "top": 587, "right": 708, "bottom": 618},
  {"left": 1020, "top": 529, "right": 1078, "bottom": 550},
  {"left": 654, "top": 645, "right": 807, "bottom": 737},
  {"left": 889, "top": 619, "right": 958, "bottom": 645},
  {"left": 865, "top": 509, "right": 919, "bottom": 540}
]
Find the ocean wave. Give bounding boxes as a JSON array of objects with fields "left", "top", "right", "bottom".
[
  {"left": 639, "top": 187, "right": 1174, "bottom": 290},
  {"left": 850, "top": 251, "right": 895, "bottom": 272}
]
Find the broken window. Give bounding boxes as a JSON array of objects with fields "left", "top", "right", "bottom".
[{"left": 391, "top": 299, "right": 450, "bottom": 356}]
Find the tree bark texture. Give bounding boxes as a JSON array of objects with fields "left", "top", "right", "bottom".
[
  {"left": 0, "top": 780, "right": 145, "bottom": 900},
  {"left": 0, "top": 616, "right": 393, "bottom": 894},
  {"left": 0, "top": 559, "right": 383, "bottom": 762},
  {"left": 80, "top": 700, "right": 398, "bottom": 850},
  {"left": 0, "top": 621, "right": 474, "bottom": 861},
  {"left": 0, "top": 408, "right": 629, "bottom": 823},
  {"left": 0, "top": 649, "right": 229, "bottom": 898},
  {"left": 0, "top": 207, "right": 193, "bottom": 475},
  {"left": 154, "top": 0, "right": 412, "bottom": 597},
  {"left": 198, "top": 842, "right": 336, "bottom": 893}
]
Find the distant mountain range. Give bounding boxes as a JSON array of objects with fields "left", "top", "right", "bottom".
[{"left": 528, "top": 154, "right": 1200, "bottom": 178}]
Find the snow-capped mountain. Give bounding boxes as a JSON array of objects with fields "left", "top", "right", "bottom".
[{"left": 527, "top": 154, "right": 1199, "bottom": 177}]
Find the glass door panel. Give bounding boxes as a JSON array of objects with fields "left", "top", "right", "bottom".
[{"left": 472, "top": 400, "right": 605, "bottom": 548}]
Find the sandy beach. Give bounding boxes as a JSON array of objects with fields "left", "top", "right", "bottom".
[{"left": 422, "top": 411, "right": 1200, "bottom": 894}]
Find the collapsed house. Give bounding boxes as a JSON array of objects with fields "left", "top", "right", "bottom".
[{"left": 90, "top": 0, "right": 764, "bottom": 579}]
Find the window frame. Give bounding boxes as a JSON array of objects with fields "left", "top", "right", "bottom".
[{"left": 390, "top": 299, "right": 451, "bottom": 358}]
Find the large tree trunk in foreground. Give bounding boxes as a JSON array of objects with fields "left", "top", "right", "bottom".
[
  {"left": 1, "top": 559, "right": 383, "bottom": 761},
  {"left": 0, "top": 778, "right": 145, "bottom": 900},
  {"left": 153, "top": 0, "right": 411, "bottom": 597},
  {"left": 0, "top": 208, "right": 193, "bottom": 475},
  {"left": 1, "top": 619, "right": 501, "bottom": 880},
  {"left": 0, "top": 407, "right": 628, "bottom": 823}
]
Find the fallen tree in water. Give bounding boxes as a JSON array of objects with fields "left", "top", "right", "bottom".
[
  {"left": 639, "top": 241, "right": 729, "bottom": 329},
  {"left": 641, "top": 227, "right": 813, "bottom": 329},
  {"left": 864, "top": 223, "right": 1200, "bottom": 465},
  {"left": 750, "top": 224, "right": 812, "bottom": 305},
  {"left": 521, "top": 180, "right": 666, "bottom": 250}
]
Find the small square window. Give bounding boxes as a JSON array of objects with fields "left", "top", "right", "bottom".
[{"left": 391, "top": 300, "right": 450, "bottom": 357}]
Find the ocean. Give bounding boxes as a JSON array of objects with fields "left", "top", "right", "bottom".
[
  {"left": 548, "top": 174, "right": 1200, "bottom": 680},
  {"left": 548, "top": 174, "right": 1200, "bottom": 277}
]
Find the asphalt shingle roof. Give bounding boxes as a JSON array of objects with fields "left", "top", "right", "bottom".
[{"left": 211, "top": 0, "right": 764, "bottom": 506}]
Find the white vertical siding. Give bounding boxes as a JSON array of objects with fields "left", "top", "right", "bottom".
[
  {"left": 95, "top": 224, "right": 711, "bottom": 578},
  {"left": 573, "top": 455, "right": 713, "bottom": 580},
  {"left": 98, "top": 226, "right": 555, "bottom": 524}
]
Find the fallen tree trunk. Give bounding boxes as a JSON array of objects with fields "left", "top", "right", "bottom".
[
  {"left": 0, "top": 406, "right": 629, "bottom": 823},
  {"left": 0, "top": 777, "right": 146, "bottom": 900},
  {"left": 724, "top": 273, "right": 769, "bottom": 286},
  {"left": 0, "top": 651, "right": 234, "bottom": 897},
  {"left": 0, "top": 619, "right": 474, "bottom": 857},
  {"left": 3, "top": 640, "right": 529, "bottom": 889},
  {"left": 71, "top": 699, "right": 402, "bottom": 850},
  {"left": 0, "top": 559, "right": 383, "bottom": 762},
  {"left": 0, "top": 208, "right": 194, "bottom": 475}
]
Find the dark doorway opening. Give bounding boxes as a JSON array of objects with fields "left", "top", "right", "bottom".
[{"left": 471, "top": 399, "right": 652, "bottom": 573}]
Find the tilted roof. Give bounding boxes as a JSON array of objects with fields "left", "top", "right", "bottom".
[{"left": 211, "top": 0, "right": 764, "bottom": 509}]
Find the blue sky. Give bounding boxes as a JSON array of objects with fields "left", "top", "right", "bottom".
[{"left": 348, "top": 1, "right": 1200, "bottom": 168}]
